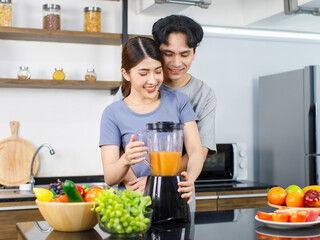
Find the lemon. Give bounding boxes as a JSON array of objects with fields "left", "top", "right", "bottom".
[
  {"left": 33, "top": 188, "right": 53, "bottom": 202},
  {"left": 302, "top": 185, "right": 320, "bottom": 193}
]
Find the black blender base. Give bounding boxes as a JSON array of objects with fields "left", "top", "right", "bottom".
[{"left": 144, "top": 176, "right": 191, "bottom": 224}]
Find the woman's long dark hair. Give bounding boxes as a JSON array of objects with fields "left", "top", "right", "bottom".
[{"left": 121, "top": 37, "right": 162, "bottom": 98}]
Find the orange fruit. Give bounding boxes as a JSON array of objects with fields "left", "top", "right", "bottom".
[
  {"left": 257, "top": 211, "right": 273, "bottom": 221},
  {"left": 268, "top": 187, "right": 287, "bottom": 205},
  {"left": 272, "top": 212, "right": 290, "bottom": 222},
  {"left": 290, "top": 212, "right": 307, "bottom": 222},
  {"left": 256, "top": 233, "right": 269, "bottom": 239},
  {"left": 285, "top": 192, "right": 304, "bottom": 207}
]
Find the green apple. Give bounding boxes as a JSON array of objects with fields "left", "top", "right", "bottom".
[{"left": 286, "top": 185, "right": 304, "bottom": 195}]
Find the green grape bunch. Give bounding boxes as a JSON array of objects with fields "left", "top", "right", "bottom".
[{"left": 93, "top": 188, "right": 152, "bottom": 234}]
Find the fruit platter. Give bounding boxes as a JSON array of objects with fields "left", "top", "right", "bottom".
[{"left": 255, "top": 185, "right": 320, "bottom": 228}]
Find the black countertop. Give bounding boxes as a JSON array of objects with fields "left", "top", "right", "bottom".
[
  {"left": 17, "top": 207, "right": 320, "bottom": 240},
  {"left": 195, "top": 180, "right": 275, "bottom": 192}
]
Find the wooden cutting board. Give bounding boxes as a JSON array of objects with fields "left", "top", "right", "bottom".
[{"left": 0, "top": 121, "right": 39, "bottom": 186}]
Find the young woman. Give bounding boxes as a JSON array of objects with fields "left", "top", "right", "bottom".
[{"left": 99, "top": 37, "right": 204, "bottom": 204}]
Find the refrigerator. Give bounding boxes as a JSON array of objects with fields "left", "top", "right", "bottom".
[{"left": 259, "top": 65, "right": 319, "bottom": 187}]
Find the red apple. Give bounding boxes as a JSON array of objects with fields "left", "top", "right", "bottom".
[{"left": 304, "top": 189, "right": 320, "bottom": 207}]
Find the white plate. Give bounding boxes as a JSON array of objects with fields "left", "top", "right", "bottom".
[{"left": 255, "top": 215, "right": 320, "bottom": 229}]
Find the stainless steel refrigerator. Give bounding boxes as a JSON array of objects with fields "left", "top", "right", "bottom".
[{"left": 259, "top": 65, "right": 319, "bottom": 187}]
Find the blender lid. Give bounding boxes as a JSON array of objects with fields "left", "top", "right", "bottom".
[{"left": 146, "top": 122, "right": 184, "bottom": 131}]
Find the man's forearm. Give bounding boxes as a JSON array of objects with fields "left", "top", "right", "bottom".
[
  {"left": 122, "top": 167, "right": 137, "bottom": 187},
  {"left": 179, "top": 147, "right": 208, "bottom": 174}
]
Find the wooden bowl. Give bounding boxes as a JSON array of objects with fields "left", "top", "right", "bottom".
[
  {"left": 268, "top": 201, "right": 320, "bottom": 212},
  {"left": 36, "top": 199, "right": 98, "bottom": 232}
]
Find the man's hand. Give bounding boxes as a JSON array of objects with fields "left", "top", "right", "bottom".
[
  {"left": 125, "top": 176, "right": 148, "bottom": 195},
  {"left": 177, "top": 171, "right": 194, "bottom": 204}
]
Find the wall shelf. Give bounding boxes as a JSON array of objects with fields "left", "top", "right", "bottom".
[
  {"left": 0, "top": 27, "right": 123, "bottom": 45},
  {"left": 0, "top": 78, "right": 121, "bottom": 91}
]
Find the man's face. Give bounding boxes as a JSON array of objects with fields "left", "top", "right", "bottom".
[{"left": 159, "top": 32, "right": 196, "bottom": 84}]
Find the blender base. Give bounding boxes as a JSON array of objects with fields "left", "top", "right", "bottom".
[{"left": 144, "top": 175, "right": 191, "bottom": 224}]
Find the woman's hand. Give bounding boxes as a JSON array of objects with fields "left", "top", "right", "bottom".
[
  {"left": 177, "top": 171, "right": 194, "bottom": 204},
  {"left": 122, "top": 135, "right": 148, "bottom": 166},
  {"left": 125, "top": 176, "right": 148, "bottom": 195}
]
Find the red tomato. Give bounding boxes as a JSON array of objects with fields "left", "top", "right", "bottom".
[
  {"left": 76, "top": 185, "right": 85, "bottom": 198},
  {"left": 84, "top": 186, "right": 103, "bottom": 202},
  {"left": 290, "top": 212, "right": 307, "bottom": 222},
  {"left": 272, "top": 212, "right": 290, "bottom": 222},
  {"left": 257, "top": 211, "right": 273, "bottom": 221},
  {"left": 50, "top": 195, "right": 69, "bottom": 203}
]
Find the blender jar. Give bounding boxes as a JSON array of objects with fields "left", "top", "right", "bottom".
[{"left": 146, "top": 122, "right": 184, "bottom": 176}]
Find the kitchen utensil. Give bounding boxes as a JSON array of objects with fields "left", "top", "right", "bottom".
[
  {"left": 36, "top": 200, "right": 98, "bottom": 232},
  {"left": 143, "top": 122, "right": 190, "bottom": 223},
  {"left": 0, "top": 121, "right": 39, "bottom": 186}
]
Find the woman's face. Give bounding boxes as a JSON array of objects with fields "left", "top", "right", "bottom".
[{"left": 123, "top": 57, "right": 163, "bottom": 100}]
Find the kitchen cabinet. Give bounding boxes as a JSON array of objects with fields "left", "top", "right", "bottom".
[
  {"left": 195, "top": 189, "right": 268, "bottom": 212},
  {"left": 0, "top": 201, "right": 42, "bottom": 240},
  {"left": 0, "top": 0, "right": 136, "bottom": 92},
  {"left": 195, "top": 191, "right": 218, "bottom": 212}
]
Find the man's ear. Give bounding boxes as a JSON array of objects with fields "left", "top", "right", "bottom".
[
  {"left": 193, "top": 47, "right": 197, "bottom": 61},
  {"left": 121, "top": 68, "right": 130, "bottom": 81}
]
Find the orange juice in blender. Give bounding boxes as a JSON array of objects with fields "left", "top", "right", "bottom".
[
  {"left": 149, "top": 151, "right": 181, "bottom": 176},
  {"left": 144, "top": 122, "right": 190, "bottom": 223}
]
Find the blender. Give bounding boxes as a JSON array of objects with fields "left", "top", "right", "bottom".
[{"left": 144, "top": 122, "right": 190, "bottom": 223}]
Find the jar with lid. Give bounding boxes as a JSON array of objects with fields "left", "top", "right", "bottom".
[
  {"left": 17, "top": 66, "right": 31, "bottom": 79},
  {"left": 43, "top": 4, "right": 61, "bottom": 30},
  {"left": 84, "top": 7, "right": 101, "bottom": 32},
  {"left": 53, "top": 67, "right": 65, "bottom": 80},
  {"left": 0, "top": 0, "right": 12, "bottom": 27},
  {"left": 85, "top": 68, "right": 97, "bottom": 81}
]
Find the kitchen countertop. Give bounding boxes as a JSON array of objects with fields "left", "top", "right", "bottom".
[
  {"left": 195, "top": 180, "right": 275, "bottom": 192},
  {"left": 0, "top": 177, "right": 274, "bottom": 204},
  {"left": 16, "top": 207, "right": 320, "bottom": 240}
]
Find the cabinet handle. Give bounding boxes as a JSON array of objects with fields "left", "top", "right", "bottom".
[
  {"left": 0, "top": 205, "right": 38, "bottom": 211},
  {"left": 195, "top": 195, "right": 218, "bottom": 200},
  {"left": 219, "top": 193, "right": 267, "bottom": 199}
]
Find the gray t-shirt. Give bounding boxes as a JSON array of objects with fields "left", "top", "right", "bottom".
[
  {"left": 115, "top": 75, "right": 217, "bottom": 152},
  {"left": 100, "top": 89, "right": 198, "bottom": 179}
]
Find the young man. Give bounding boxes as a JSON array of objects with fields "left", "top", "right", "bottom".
[{"left": 115, "top": 15, "right": 217, "bottom": 196}]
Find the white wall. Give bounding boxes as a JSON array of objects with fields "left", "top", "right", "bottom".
[
  {"left": 1, "top": 0, "right": 320, "bottom": 181},
  {"left": 190, "top": 34, "right": 320, "bottom": 181}
]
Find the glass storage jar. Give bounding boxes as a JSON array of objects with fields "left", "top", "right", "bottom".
[
  {"left": 84, "top": 7, "right": 101, "bottom": 32},
  {"left": 85, "top": 68, "right": 97, "bottom": 81},
  {"left": 53, "top": 67, "right": 65, "bottom": 80},
  {"left": 0, "top": 0, "right": 12, "bottom": 27},
  {"left": 43, "top": 4, "right": 60, "bottom": 30},
  {"left": 17, "top": 66, "right": 31, "bottom": 79}
]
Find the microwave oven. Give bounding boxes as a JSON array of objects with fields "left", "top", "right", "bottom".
[{"left": 196, "top": 143, "right": 248, "bottom": 182}]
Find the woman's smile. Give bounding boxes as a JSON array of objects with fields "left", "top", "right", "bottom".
[{"left": 145, "top": 85, "right": 157, "bottom": 93}]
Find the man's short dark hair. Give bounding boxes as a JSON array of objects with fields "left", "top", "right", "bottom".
[{"left": 152, "top": 15, "right": 203, "bottom": 49}]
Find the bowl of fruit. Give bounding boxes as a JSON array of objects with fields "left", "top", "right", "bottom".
[
  {"left": 267, "top": 185, "right": 320, "bottom": 209},
  {"left": 94, "top": 188, "right": 152, "bottom": 237},
  {"left": 34, "top": 179, "right": 104, "bottom": 232}
]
